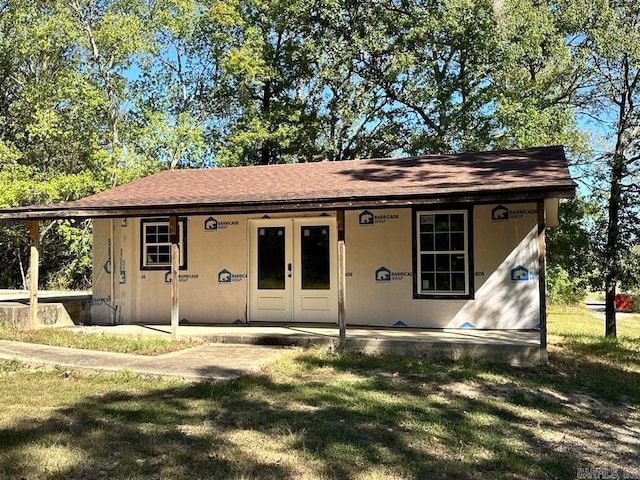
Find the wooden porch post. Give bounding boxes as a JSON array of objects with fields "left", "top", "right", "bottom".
[
  {"left": 537, "top": 201, "right": 548, "bottom": 365},
  {"left": 28, "top": 220, "right": 39, "bottom": 330},
  {"left": 169, "top": 216, "right": 180, "bottom": 341},
  {"left": 337, "top": 210, "right": 346, "bottom": 350}
]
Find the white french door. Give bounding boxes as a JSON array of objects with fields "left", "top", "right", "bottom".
[{"left": 248, "top": 218, "right": 337, "bottom": 323}]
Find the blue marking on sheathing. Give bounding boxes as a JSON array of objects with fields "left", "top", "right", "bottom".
[
  {"left": 459, "top": 322, "right": 475, "bottom": 329},
  {"left": 393, "top": 321, "right": 408, "bottom": 327},
  {"left": 533, "top": 323, "right": 541, "bottom": 330},
  {"left": 179, "top": 318, "right": 189, "bottom": 325},
  {"left": 232, "top": 319, "right": 244, "bottom": 325}
]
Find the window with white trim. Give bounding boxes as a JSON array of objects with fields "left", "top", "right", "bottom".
[
  {"left": 141, "top": 218, "right": 186, "bottom": 270},
  {"left": 416, "top": 210, "right": 469, "bottom": 296}
]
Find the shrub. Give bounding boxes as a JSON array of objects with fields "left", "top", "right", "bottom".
[{"left": 547, "top": 265, "right": 587, "bottom": 306}]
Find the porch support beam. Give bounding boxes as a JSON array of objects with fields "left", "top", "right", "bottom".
[
  {"left": 337, "top": 209, "right": 346, "bottom": 350},
  {"left": 170, "top": 216, "right": 180, "bottom": 341},
  {"left": 537, "top": 201, "right": 548, "bottom": 365},
  {"left": 28, "top": 220, "right": 39, "bottom": 330}
]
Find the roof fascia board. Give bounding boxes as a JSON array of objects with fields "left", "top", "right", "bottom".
[{"left": 0, "top": 186, "right": 576, "bottom": 221}]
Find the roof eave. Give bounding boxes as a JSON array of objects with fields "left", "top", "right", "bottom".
[{"left": 0, "top": 184, "right": 576, "bottom": 221}]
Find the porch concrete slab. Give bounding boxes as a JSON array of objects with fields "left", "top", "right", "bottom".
[
  {"left": 0, "top": 340, "right": 289, "bottom": 381},
  {"left": 66, "top": 324, "right": 542, "bottom": 366}
]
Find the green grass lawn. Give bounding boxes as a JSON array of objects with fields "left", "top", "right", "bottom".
[
  {"left": 0, "top": 311, "right": 638, "bottom": 479},
  {"left": 0, "top": 327, "right": 199, "bottom": 355}
]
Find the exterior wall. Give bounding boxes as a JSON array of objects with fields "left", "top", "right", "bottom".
[
  {"left": 455, "top": 204, "right": 541, "bottom": 329},
  {"left": 344, "top": 204, "right": 540, "bottom": 329},
  {"left": 92, "top": 212, "right": 335, "bottom": 325},
  {"left": 92, "top": 203, "right": 541, "bottom": 329}
]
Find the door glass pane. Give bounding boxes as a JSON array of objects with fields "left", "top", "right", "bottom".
[
  {"left": 301, "top": 225, "right": 330, "bottom": 290},
  {"left": 258, "top": 227, "right": 285, "bottom": 289}
]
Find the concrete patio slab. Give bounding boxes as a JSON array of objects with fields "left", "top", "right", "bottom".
[{"left": 66, "top": 324, "right": 543, "bottom": 366}]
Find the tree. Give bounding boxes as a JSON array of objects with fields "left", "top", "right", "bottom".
[
  {"left": 566, "top": 0, "right": 640, "bottom": 336},
  {"left": 0, "top": 0, "right": 101, "bottom": 288},
  {"left": 212, "top": 0, "right": 323, "bottom": 165},
  {"left": 333, "top": 0, "right": 502, "bottom": 155},
  {"left": 128, "top": 0, "right": 237, "bottom": 170},
  {"left": 492, "top": 0, "right": 589, "bottom": 152},
  {"left": 0, "top": 0, "right": 151, "bottom": 288},
  {"left": 67, "top": 0, "right": 158, "bottom": 182}
]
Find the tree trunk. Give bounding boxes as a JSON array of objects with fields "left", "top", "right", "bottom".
[
  {"left": 605, "top": 273, "right": 617, "bottom": 337},
  {"left": 260, "top": 80, "right": 272, "bottom": 165},
  {"left": 604, "top": 157, "right": 624, "bottom": 337}
]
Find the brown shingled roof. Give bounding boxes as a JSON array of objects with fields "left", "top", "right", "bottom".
[{"left": 0, "top": 146, "right": 576, "bottom": 219}]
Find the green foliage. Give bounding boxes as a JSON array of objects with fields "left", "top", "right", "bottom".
[
  {"left": 546, "top": 197, "right": 599, "bottom": 289},
  {"left": 546, "top": 265, "right": 587, "bottom": 306},
  {"left": 492, "top": 0, "right": 589, "bottom": 153},
  {"left": 559, "top": 0, "right": 640, "bottom": 334},
  {"left": 0, "top": 0, "right": 158, "bottom": 288},
  {"left": 0, "top": 0, "right": 637, "bottom": 297}
]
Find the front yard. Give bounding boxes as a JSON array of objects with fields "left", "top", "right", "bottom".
[{"left": 0, "top": 309, "right": 638, "bottom": 479}]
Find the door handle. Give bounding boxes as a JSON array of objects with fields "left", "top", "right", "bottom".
[{"left": 288, "top": 263, "right": 292, "bottom": 277}]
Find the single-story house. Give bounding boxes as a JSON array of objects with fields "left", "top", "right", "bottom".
[{"left": 0, "top": 146, "right": 575, "bottom": 351}]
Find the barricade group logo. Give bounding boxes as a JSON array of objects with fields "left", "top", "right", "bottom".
[
  {"left": 359, "top": 210, "right": 374, "bottom": 225},
  {"left": 103, "top": 239, "right": 112, "bottom": 274},
  {"left": 118, "top": 249, "right": 126, "bottom": 285},
  {"left": 511, "top": 265, "right": 529, "bottom": 281},
  {"left": 218, "top": 269, "right": 232, "bottom": 283},
  {"left": 204, "top": 216, "right": 218, "bottom": 230},
  {"left": 374, "top": 266, "right": 413, "bottom": 282},
  {"left": 491, "top": 204, "right": 509, "bottom": 221},
  {"left": 217, "top": 268, "right": 247, "bottom": 283},
  {"left": 375, "top": 266, "right": 391, "bottom": 282},
  {"left": 204, "top": 216, "right": 239, "bottom": 231},
  {"left": 90, "top": 295, "right": 111, "bottom": 306},
  {"left": 492, "top": 204, "right": 537, "bottom": 221},
  {"left": 358, "top": 210, "right": 399, "bottom": 225},
  {"left": 165, "top": 272, "right": 199, "bottom": 283}
]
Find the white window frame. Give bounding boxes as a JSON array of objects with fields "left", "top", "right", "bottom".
[
  {"left": 415, "top": 210, "right": 470, "bottom": 297},
  {"left": 141, "top": 218, "right": 186, "bottom": 270}
]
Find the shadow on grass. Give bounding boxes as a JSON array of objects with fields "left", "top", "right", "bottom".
[{"left": 0, "top": 339, "right": 638, "bottom": 479}]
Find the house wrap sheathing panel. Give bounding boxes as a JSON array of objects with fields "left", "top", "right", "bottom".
[{"left": 92, "top": 202, "right": 541, "bottom": 329}]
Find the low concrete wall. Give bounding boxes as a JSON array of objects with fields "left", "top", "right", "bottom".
[
  {"left": 174, "top": 329, "right": 542, "bottom": 366},
  {"left": 0, "top": 291, "right": 91, "bottom": 328},
  {"left": 0, "top": 302, "right": 75, "bottom": 329},
  {"left": 344, "top": 338, "right": 542, "bottom": 366}
]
